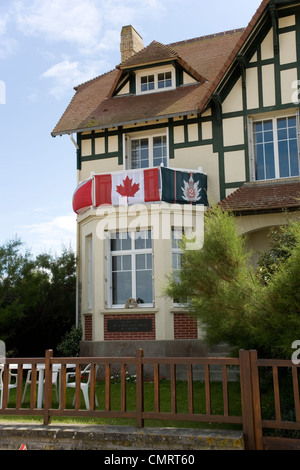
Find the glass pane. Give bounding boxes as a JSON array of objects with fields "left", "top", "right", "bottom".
[
  {"left": 263, "top": 120, "right": 273, "bottom": 131},
  {"left": 136, "top": 271, "right": 152, "bottom": 304},
  {"left": 112, "top": 272, "right": 132, "bottom": 305},
  {"left": 131, "top": 139, "right": 149, "bottom": 169},
  {"left": 290, "top": 139, "right": 299, "bottom": 176},
  {"left": 111, "top": 233, "right": 131, "bottom": 252},
  {"left": 112, "top": 256, "right": 121, "bottom": 271},
  {"left": 146, "top": 253, "right": 152, "bottom": 269},
  {"left": 288, "top": 116, "right": 297, "bottom": 127},
  {"left": 264, "top": 131, "right": 273, "bottom": 142},
  {"left": 136, "top": 254, "right": 145, "bottom": 270},
  {"left": 289, "top": 127, "right": 297, "bottom": 139},
  {"left": 277, "top": 115, "right": 299, "bottom": 178},
  {"left": 278, "top": 129, "right": 287, "bottom": 141},
  {"left": 254, "top": 131, "right": 263, "bottom": 144},
  {"left": 277, "top": 117, "right": 287, "bottom": 129},
  {"left": 153, "top": 136, "right": 167, "bottom": 166},
  {"left": 256, "top": 144, "right": 265, "bottom": 180},
  {"left": 120, "top": 232, "right": 131, "bottom": 251},
  {"left": 254, "top": 120, "right": 275, "bottom": 180},
  {"left": 141, "top": 75, "right": 154, "bottom": 92},
  {"left": 265, "top": 142, "right": 275, "bottom": 179},
  {"left": 278, "top": 140, "right": 289, "bottom": 178},
  {"left": 135, "top": 230, "right": 152, "bottom": 250},
  {"left": 122, "top": 255, "right": 132, "bottom": 271},
  {"left": 111, "top": 235, "right": 121, "bottom": 252},
  {"left": 255, "top": 122, "right": 263, "bottom": 133}
]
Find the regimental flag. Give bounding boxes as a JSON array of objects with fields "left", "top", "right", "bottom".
[
  {"left": 72, "top": 178, "right": 93, "bottom": 214},
  {"left": 161, "top": 166, "right": 208, "bottom": 206}
]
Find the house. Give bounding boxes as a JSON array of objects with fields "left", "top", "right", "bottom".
[{"left": 52, "top": 0, "right": 300, "bottom": 359}]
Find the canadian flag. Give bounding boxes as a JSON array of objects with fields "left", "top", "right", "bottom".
[{"left": 94, "top": 168, "right": 160, "bottom": 206}]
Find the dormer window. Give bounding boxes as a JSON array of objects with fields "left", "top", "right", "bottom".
[{"left": 136, "top": 66, "right": 175, "bottom": 95}]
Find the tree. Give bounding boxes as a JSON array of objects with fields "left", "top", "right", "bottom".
[
  {"left": 0, "top": 238, "right": 77, "bottom": 357},
  {"left": 165, "top": 206, "right": 300, "bottom": 359}
]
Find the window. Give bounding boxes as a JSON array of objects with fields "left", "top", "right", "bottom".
[
  {"left": 158, "top": 72, "right": 172, "bottom": 89},
  {"left": 136, "top": 67, "right": 175, "bottom": 95},
  {"left": 172, "top": 229, "right": 186, "bottom": 306},
  {"left": 141, "top": 75, "right": 154, "bottom": 92},
  {"left": 253, "top": 115, "right": 299, "bottom": 181},
  {"left": 129, "top": 135, "right": 168, "bottom": 169},
  {"left": 109, "top": 231, "right": 153, "bottom": 307}
]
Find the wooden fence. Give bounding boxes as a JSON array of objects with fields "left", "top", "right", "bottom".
[{"left": 1, "top": 349, "right": 300, "bottom": 450}]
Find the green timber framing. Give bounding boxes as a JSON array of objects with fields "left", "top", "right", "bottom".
[{"left": 76, "top": 0, "right": 300, "bottom": 203}]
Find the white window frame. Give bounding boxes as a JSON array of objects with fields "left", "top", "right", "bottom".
[
  {"left": 87, "top": 236, "right": 93, "bottom": 310},
  {"left": 106, "top": 230, "right": 154, "bottom": 309},
  {"left": 124, "top": 128, "right": 169, "bottom": 170},
  {"left": 249, "top": 111, "right": 300, "bottom": 181},
  {"left": 171, "top": 228, "right": 187, "bottom": 307},
  {"left": 136, "top": 66, "right": 176, "bottom": 95}
]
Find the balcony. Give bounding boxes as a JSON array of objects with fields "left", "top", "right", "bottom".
[{"left": 73, "top": 166, "right": 208, "bottom": 214}]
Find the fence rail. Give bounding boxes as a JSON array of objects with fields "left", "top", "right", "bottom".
[{"left": 1, "top": 349, "right": 300, "bottom": 450}]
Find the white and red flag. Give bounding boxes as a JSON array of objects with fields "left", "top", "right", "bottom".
[
  {"left": 72, "top": 168, "right": 160, "bottom": 213},
  {"left": 94, "top": 168, "right": 160, "bottom": 206}
]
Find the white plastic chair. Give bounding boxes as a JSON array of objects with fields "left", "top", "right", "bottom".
[
  {"left": 0, "top": 365, "right": 18, "bottom": 408},
  {"left": 21, "top": 368, "right": 59, "bottom": 404},
  {"left": 66, "top": 364, "right": 98, "bottom": 410}
]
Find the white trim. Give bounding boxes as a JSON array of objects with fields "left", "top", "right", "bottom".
[
  {"left": 87, "top": 236, "right": 93, "bottom": 310},
  {"left": 136, "top": 65, "right": 176, "bottom": 96},
  {"left": 126, "top": 131, "right": 169, "bottom": 170},
  {"left": 106, "top": 230, "right": 154, "bottom": 309}
]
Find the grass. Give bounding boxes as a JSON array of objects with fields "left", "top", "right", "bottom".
[{"left": 0, "top": 378, "right": 243, "bottom": 431}]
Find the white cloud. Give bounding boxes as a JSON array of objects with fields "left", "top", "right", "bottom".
[
  {"left": 13, "top": 0, "right": 103, "bottom": 50},
  {"left": 0, "top": 14, "right": 9, "bottom": 35},
  {"left": 23, "top": 214, "right": 76, "bottom": 255},
  {"left": 41, "top": 59, "right": 103, "bottom": 98},
  {"left": 11, "top": 0, "right": 167, "bottom": 97},
  {"left": 0, "top": 13, "right": 18, "bottom": 58}
]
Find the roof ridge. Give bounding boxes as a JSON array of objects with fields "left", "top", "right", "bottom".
[
  {"left": 151, "top": 39, "right": 179, "bottom": 57},
  {"left": 168, "top": 28, "right": 246, "bottom": 48}
]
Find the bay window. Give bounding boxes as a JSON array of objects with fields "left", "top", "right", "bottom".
[{"left": 108, "top": 230, "right": 153, "bottom": 307}]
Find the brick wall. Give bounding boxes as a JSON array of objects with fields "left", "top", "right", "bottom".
[
  {"left": 104, "top": 314, "right": 156, "bottom": 341},
  {"left": 84, "top": 315, "right": 93, "bottom": 341},
  {"left": 174, "top": 313, "right": 198, "bottom": 339}
]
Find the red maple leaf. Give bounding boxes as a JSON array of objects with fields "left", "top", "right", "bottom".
[{"left": 116, "top": 176, "right": 140, "bottom": 202}]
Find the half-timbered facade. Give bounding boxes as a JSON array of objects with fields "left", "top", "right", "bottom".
[{"left": 52, "top": 0, "right": 300, "bottom": 358}]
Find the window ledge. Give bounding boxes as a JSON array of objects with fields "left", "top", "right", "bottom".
[
  {"left": 100, "top": 308, "right": 158, "bottom": 315},
  {"left": 248, "top": 176, "right": 300, "bottom": 186}
]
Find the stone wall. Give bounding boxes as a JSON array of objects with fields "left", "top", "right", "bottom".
[{"left": 0, "top": 423, "right": 244, "bottom": 451}]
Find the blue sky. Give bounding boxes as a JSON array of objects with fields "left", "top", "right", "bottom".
[{"left": 0, "top": 0, "right": 262, "bottom": 256}]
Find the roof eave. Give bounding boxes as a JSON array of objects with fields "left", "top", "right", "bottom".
[{"left": 51, "top": 107, "right": 201, "bottom": 137}]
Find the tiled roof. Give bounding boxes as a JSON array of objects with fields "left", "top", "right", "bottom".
[
  {"left": 52, "top": 0, "right": 270, "bottom": 136},
  {"left": 119, "top": 40, "right": 179, "bottom": 68},
  {"left": 219, "top": 180, "right": 300, "bottom": 213}
]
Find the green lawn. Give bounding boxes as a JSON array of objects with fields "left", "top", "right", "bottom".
[{"left": 0, "top": 379, "right": 243, "bottom": 430}]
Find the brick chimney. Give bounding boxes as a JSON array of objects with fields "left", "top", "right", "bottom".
[{"left": 120, "top": 25, "right": 144, "bottom": 63}]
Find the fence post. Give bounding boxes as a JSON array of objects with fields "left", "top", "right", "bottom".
[
  {"left": 136, "top": 349, "right": 144, "bottom": 428},
  {"left": 249, "top": 350, "right": 263, "bottom": 450},
  {"left": 43, "top": 349, "right": 53, "bottom": 425},
  {"left": 239, "top": 349, "right": 256, "bottom": 450}
]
